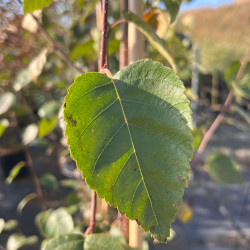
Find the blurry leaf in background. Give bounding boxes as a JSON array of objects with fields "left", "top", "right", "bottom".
[
  {"left": 161, "top": 0, "right": 183, "bottom": 23},
  {"left": 38, "top": 116, "right": 58, "bottom": 137},
  {"left": 43, "top": 208, "right": 74, "bottom": 238},
  {"left": 28, "top": 48, "right": 48, "bottom": 82},
  {"left": 144, "top": 8, "right": 170, "bottom": 38},
  {"left": 206, "top": 153, "right": 242, "bottom": 185},
  {"left": 0, "top": 92, "right": 16, "bottom": 115},
  {"left": 71, "top": 40, "right": 96, "bottom": 63},
  {"left": 17, "top": 193, "right": 37, "bottom": 214},
  {"left": 13, "top": 69, "right": 32, "bottom": 92},
  {"left": 6, "top": 161, "right": 26, "bottom": 185},
  {"left": 35, "top": 209, "right": 53, "bottom": 237},
  {"left": 3, "top": 220, "right": 19, "bottom": 231},
  {"left": 192, "top": 128, "right": 203, "bottom": 151},
  {"left": 21, "top": 10, "right": 42, "bottom": 33},
  {"left": 43, "top": 233, "right": 84, "bottom": 250},
  {"left": 108, "top": 39, "right": 120, "bottom": 56},
  {"left": 84, "top": 234, "right": 128, "bottom": 250},
  {"left": 124, "top": 12, "right": 176, "bottom": 72},
  {"left": 0, "top": 118, "right": 9, "bottom": 137},
  {"left": 0, "top": 218, "right": 4, "bottom": 235},
  {"left": 39, "top": 173, "right": 59, "bottom": 190},
  {"left": 225, "top": 61, "right": 250, "bottom": 100},
  {"left": 176, "top": 202, "right": 193, "bottom": 223},
  {"left": 22, "top": 123, "right": 38, "bottom": 145},
  {"left": 66, "top": 191, "right": 81, "bottom": 206},
  {"left": 23, "top": 0, "right": 53, "bottom": 14},
  {"left": 38, "top": 101, "right": 61, "bottom": 120},
  {"left": 6, "top": 233, "right": 38, "bottom": 250},
  {"left": 60, "top": 179, "right": 82, "bottom": 190}
]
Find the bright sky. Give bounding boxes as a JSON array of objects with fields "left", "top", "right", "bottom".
[{"left": 180, "top": 0, "right": 234, "bottom": 11}]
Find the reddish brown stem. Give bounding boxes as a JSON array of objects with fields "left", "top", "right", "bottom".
[
  {"left": 100, "top": 0, "right": 109, "bottom": 69},
  {"left": 110, "top": 19, "right": 126, "bottom": 30},
  {"left": 196, "top": 47, "right": 250, "bottom": 158},
  {"left": 84, "top": 190, "right": 97, "bottom": 236}
]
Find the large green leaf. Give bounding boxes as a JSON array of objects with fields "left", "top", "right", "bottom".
[
  {"left": 64, "top": 60, "right": 193, "bottom": 242},
  {"left": 43, "top": 233, "right": 84, "bottom": 250},
  {"left": 206, "top": 153, "right": 242, "bottom": 185},
  {"left": 23, "top": 0, "right": 53, "bottom": 14},
  {"left": 123, "top": 12, "right": 176, "bottom": 72}
]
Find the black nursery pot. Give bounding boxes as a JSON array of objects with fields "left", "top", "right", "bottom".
[{"left": 1, "top": 151, "right": 30, "bottom": 179}]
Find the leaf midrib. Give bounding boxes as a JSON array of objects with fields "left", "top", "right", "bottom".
[{"left": 111, "top": 78, "right": 162, "bottom": 236}]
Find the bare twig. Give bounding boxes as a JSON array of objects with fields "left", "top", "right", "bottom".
[
  {"left": 84, "top": 190, "right": 97, "bottom": 236},
  {"left": 110, "top": 19, "right": 126, "bottom": 30},
  {"left": 195, "top": 47, "right": 250, "bottom": 157},
  {"left": 100, "top": 0, "right": 109, "bottom": 69},
  {"left": 16, "top": 0, "right": 84, "bottom": 73}
]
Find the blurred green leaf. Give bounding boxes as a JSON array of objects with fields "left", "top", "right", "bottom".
[
  {"left": 108, "top": 39, "right": 120, "bottom": 56},
  {"left": 6, "top": 234, "right": 38, "bottom": 250},
  {"left": 38, "top": 116, "right": 58, "bottom": 137},
  {"left": 6, "top": 161, "right": 26, "bottom": 185},
  {"left": 0, "top": 92, "right": 16, "bottom": 115},
  {"left": 36, "top": 208, "right": 74, "bottom": 238},
  {"left": 84, "top": 234, "right": 126, "bottom": 250},
  {"left": 206, "top": 153, "right": 242, "bottom": 185},
  {"left": 4, "top": 220, "right": 19, "bottom": 231},
  {"left": 60, "top": 179, "right": 82, "bottom": 190},
  {"left": 17, "top": 193, "right": 37, "bottom": 214},
  {"left": 225, "top": 61, "right": 250, "bottom": 100},
  {"left": 23, "top": 0, "right": 53, "bottom": 14},
  {"left": 0, "top": 119, "right": 9, "bottom": 137},
  {"left": 0, "top": 218, "right": 4, "bottom": 235},
  {"left": 66, "top": 191, "right": 82, "bottom": 206},
  {"left": 71, "top": 40, "right": 96, "bottom": 62},
  {"left": 43, "top": 233, "right": 84, "bottom": 250},
  {"left": 35, "top": 209, "right": 53, "bottom": 237},
  {"left": 162, "top": 0, "right": 183, "bottom": 23},
  {"left": 192, "top": 128, "right": 203, "bottom": 151},
  {"left": 38, "top": 101, "right": 61, "bottom": 120},
  {"left": 39, "top": 173, "right": 59, "bottom": 190},
  {"left": 123, "top": 12, "right": 176, "bottom": 72},
  {"left": 22, "top": 123, "right": 38, "bottom": 145},
  {"left": 13, "top": 69, "right": 32, "bottom": 92}
]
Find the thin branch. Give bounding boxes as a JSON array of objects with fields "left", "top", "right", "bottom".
[
  {"left": 84, "top": 190, "right": 97, "bottom": 236},
  {"left": 16, "top": 0, "right": 84, "bottom": 73},
  {"left": 196, "top": 47, "right": 250, "bottom": 156},
  {"left": 100, "top": 0, "right": 109, "bottom": 69},
  {"left": 110, "top": 19, "right": 126, "bottom": 30}
]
